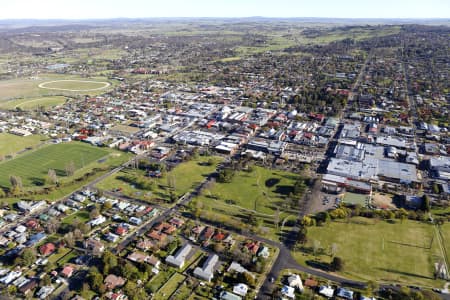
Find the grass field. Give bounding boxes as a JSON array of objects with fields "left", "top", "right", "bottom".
[
  {"left": 96, "top": 156, "right": 223, "bottom": 203},
  {"left": 198, "top": 166, "right": 299, "bottom": 215},
  {"left": 62, "top": 211, "right": 90, "bottom": 225},
  {"left": 292, "top": 218, "right": 444, "bottom": 287},
  {"left": 153, "top": 273, "right": 186, "bottom": 300},
  {"left": 192, "top": 166, "right": 300, "bottom": 241},
  {"left": 0, "top": 142, "right": 109, "bottom": 188},
  {"left": 38, "top": 80, "right": 110, "bottom": 91},
  {"left": 0, "top": 74, "right": 114, "bottom": 100},
  {"left": 0, "top": 96, "right": 67, "bottom": 110},
  {"left": 0, "top": 133, "right": 47, "bottom": 157}
]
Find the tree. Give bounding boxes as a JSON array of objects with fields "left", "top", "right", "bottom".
[
  {"left": 297, "top": 226, "right": 308, "bottom": 246},
  {"left": 89, "top": 208, "right": 100, "bottom": 219},
  {"left": 312, "top": 239, "right": 321, "bottom": 256},
  {"left": 41, "top": 274, "right": 51, "bottom": 287},
  {"left": 65, "top": 161, "right": 76, "bottom": 176},
  {"left": 6, "top": 285, "right": 17, "bottom": 296},
  {"left": 21, "top": 248, "right": 37, "bottom": 267},
  {"left": 9, "top": 175, "right": 23, "bottom": 194},
  {"left": 330, "top": 257, "right": 344, "bottom": 271},
  {"left": 102, "top": 251, "right": 118, "bottom": 274},
  {"left": 88, "top": 269, "right": 104, "bottom": 293},
  {"left": 47, "top": 169, "right": 58, "bottom": 185},
  {"left": 64, "top": 232, "right": 75, "bottom": 247},
  {"left": 330, "top": 243, "right": 338, "bottom": 258},
  {"left": 421, "top": 195, "right": 430, "bottom": 212},
  {"left": 45, "top": 218, "right": 60, "bottom": 234}
]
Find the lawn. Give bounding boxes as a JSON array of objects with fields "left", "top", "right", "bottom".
[
  {"left": 0, "top": 74, "right": 114, "bottom": 100},
  {"left": 62, "top": 211, "right": 90, "bottom": 225},
  {"left": 0, "top": 142, "right": 110, "bottom": 188},
  {"left": 39, "top": 80, "right": 110, "bottom": 91},
  {"left": 0, "top": 96, "right": 67, "bottom": 110},
  {"left": 153, "top": 272, "right": 186, "bottom": 300},
  {"left": 292, "top": 218, "right": 444, "bottom": 287},
  {"left": 438, "top": 223, "right": 450, "bottom": 265},
  {"left": 96, "top": 155, "right": 223, "bottom": 203},
  {"left": 0, "top": 133, "right": 47, "bottom": 157},
  {"left": 197, "top": 166, "right": 300, "bottom": 215}
]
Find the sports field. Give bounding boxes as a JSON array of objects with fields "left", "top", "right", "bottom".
[
  {"left": 0, "top": 142, "right": 109, "bottom": 188},
  {"left": 38, "top": 80, "right": 110, "bottom": 91},
  {"left": 0, "top": 133, "right": 47, "bottom": 156},
  {"left": 0, "top": 74, "right": 113, "bottom": 100},
  {"left": 292, "top": 218, "right": 444, "bottom": 287},
  {"left": 0, "top": 96, "right": 67, "bottom": 110}
]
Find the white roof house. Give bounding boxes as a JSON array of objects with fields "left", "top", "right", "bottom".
[
  {"left": 319, "top": 286, "right": 335, "bottom": 298},
  {"left": 288, "top": 274, "right": 303, "bottom": 291},
  {"left": 233, "top": 283, "right": 249, "bottom": 297},
  {"left": 281, "top": 285, "right": 295, "bottom": 299},
  {"left": 193, "top": 254, "right": 218, "bottom": 282},
  {"left": 166, "top": 243, "right": 192, "bottom": 269}
]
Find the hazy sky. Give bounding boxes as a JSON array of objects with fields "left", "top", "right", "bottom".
[{"left": 1, "top": 0, "right": 449, "bottom": 19}]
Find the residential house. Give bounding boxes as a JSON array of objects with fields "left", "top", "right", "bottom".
[
  {"left": 233, "top": 283, "right": 249, "bottom": 297},
  {"left": 219, "top": 291, "right": 242, "bottom": 300},
  {"left": 319, "top": 286, "right": 335, "bottom": 298},
  {"left": 281, "top": 286, "right": 295, "bottom": 299},
  {"left": 104, "top": 274, "right": 126, "bottom": 290},
  {"left": 19, "top": 278, "right": 38, "bottom": 295},
  {"left": 193, "top": 254, "right": 218, "bottom": 282},
  {"left": 136, "top": 239, "right": 156, "bottom": 251},
  {"left": 287, "top": 274, "right": 303, "bottom": 291},
  {"left": 84, "top": 238, "right": 105, "bottom": 253},
  {"left": 61, "top": 265, "right": 74, "bottom": 278},
  {"left": 166, "top": 243, "right": 192, "bottom": 269},
  {"left": 40, "top": 243, "right": 56, "bottom": 256}
]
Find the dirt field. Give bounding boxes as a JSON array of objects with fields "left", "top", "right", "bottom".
[{"left": 372, "top": 192, "right": 397, "bottom": 209}]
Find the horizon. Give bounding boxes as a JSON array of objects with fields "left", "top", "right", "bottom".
[{"left": 1, "top": 0, "right": 449, "bottom": 20}]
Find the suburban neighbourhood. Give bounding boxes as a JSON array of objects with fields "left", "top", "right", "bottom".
[{"left": 0, "top": 4, "right": 448, "bottom": 300}]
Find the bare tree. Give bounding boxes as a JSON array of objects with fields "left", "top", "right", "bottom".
[
  {"left": 64, "top": 232, "right": 75, "bottom": 247},
  {"left": 330, "top": 243, "right": 338, "bottom": 258},
  {"left": 47, "top": 169, "right": 58, "bottom": 185},
  {"left": 313, "top": 240, "right": 321, "bottom": 256},
  {"left": 65, "top": 161, "right": 76, "bottom": 176}
]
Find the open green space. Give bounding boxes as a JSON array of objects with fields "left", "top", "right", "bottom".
[
  {"left": 0, "top": 96, "right": 67, "bottom": 110},
  {"left": 62, "top": 211, "right": 90, "bottom": 225},
  {"left": 192, "top": 166, "right": 300, "bottom": 241},
  {"left": 0, "top": 133, "right": 47, "bottom": 157},
  {"left": 343, "top": 192, "right": 370, "bottom": 206},
  {"left": 0, "top": 142, "right": 110, "bottom": 188},
  {"left": 96, "top": 156, "right": 223, "bottom": 203},
  {"left": 0, "top": 74, "right": 115, "bottom": 100},
  {"left": 292, "top": 218, "right": 444, "bottom": 287},
  {"left": 153, "top": 272, "right": 186, "bottom": 300},
  {"left": 198, "top": 166, "right": 300, "bottom": 215},
  {"left": 38, "top": 80, "right": 110, "bottom": 91}
]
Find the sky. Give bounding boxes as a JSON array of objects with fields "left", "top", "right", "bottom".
[{"left": 0, "top": 0, "right": 449, "bottom": 19}]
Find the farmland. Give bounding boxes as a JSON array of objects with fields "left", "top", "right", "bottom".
[
  {"left": 292, "top": 218, "right": 444, "bottom": 287},
  {"left": 0, "top": 142, "right": 110, "bottom": 188}
]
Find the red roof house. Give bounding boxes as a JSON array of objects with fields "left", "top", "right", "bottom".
[{"left": 39, "top": 243, "right": 56, "bottom": 256}]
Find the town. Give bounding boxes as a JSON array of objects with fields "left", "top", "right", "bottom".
[{"left": 0, "top": 14, "right": 448, "bottom": 300}]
